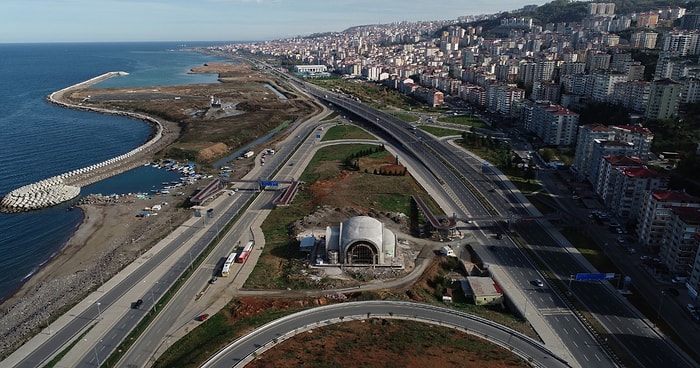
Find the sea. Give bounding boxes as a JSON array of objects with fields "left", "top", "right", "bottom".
[{"left": 0, "top": 41, "right": 236, "bottom": 303}]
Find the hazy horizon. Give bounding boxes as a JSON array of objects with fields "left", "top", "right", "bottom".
[{"left": 2, "top": 0, "right": 549, "bottom": 43}]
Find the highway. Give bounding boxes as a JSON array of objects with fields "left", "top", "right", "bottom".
[
  {"left": 312, "top": 88, "right": 696, "bottom": 368},
  {"left": 200, "top": 301, "right": 571, "bottom": 368},
  {"left": 9, "top": 61, "right": 693, "bottom": 368}
]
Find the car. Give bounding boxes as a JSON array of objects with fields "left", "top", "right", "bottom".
[
  {"left": 672, "top": 277, "right": 688, "bottom": 284},
  {"left": 571, "top": 195, "right": 581, "bottom": 200},
  {"left": 687, "top": 304, "right": 697, "bottom": 313},
  {"left": 132, "top": 299, "right": 144, "bottom": 309},
  {"left": 209, "top": 277, "right": 218, "bottom": 284},
  {"left": 197, "top": 313, "right": 210, "bottom": 322},
  {"left": 288, "top": 162, "right": 295, "bottom": 166},
  {"left": 640, "top": 255, "right": 652, "bottom": 261},
  {"left": 533, "top": 279, "right": 544, "bottom": 287}
]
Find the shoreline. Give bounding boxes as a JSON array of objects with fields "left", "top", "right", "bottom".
[
  {"left": 0, "top": 71, "right": 168, "bottom": 213},
  {"left": 0, "top": 73, "right": 184, "bottom": 358}
]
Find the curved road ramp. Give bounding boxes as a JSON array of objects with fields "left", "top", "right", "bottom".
[{"left": 201, "top": 300, "right": 571, "bottom": 368}]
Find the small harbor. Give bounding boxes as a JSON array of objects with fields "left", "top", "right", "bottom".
[{"left": 0, "top": 72, "right": 169, "bottom": 213}]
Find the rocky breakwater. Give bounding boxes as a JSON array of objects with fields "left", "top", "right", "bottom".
[{"left": 0, "top": 72, "right": 168, "bottom": 213}]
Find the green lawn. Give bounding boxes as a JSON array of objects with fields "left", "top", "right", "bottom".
[{"left": 321, "top": 124, "right": 377, "bottom": 141}]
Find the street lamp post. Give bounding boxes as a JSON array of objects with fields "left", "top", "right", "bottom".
[
  {"left": 151, "top": 283, "right": 158, "bottom": 312},
  {"left": 95, "top": 302, "right": 102, "bottom": 321},
  {"left": 94, "top": 340, "right": 102, "bottom": 367}
]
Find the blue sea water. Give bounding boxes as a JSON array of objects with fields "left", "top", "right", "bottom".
[{"left": 0, "top": 42, "right": 233, "bottom": 302}]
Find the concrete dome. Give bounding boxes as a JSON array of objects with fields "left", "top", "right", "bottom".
[{"left": 324, "top": 216, "right": 396, "bottom": 265}]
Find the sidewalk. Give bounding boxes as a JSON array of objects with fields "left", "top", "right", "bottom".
[{"left": 489, "top": 265, "right": 580, "bottom": 368}]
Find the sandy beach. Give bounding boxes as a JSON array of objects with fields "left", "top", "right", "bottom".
[{"left": 0, "top": 191, "right": 194, "bottom": 357}]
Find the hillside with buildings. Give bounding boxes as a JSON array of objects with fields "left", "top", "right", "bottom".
[{"left": 209, "top": 0, "right": 700, "bottom": 312}]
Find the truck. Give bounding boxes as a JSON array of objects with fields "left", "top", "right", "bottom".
[{"left": 242, "top": 150, "right": 254, "bottom": 159}]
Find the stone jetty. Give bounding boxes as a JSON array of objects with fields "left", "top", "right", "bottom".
[{"left": 0, "top": 72, "right": 168, "bottom": 213}]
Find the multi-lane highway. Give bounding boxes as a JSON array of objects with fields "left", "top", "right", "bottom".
[
  {"left": 312, "top": 88, "right": 696, "bottom": 368},
  {"left": 10, "top": 61, "right": 696, "bottom": 368}
]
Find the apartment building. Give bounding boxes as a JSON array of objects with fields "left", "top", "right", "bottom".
[
  {"left": 660, "top": 206, "right": 700, "bottom": 277},
  {"left": 636, "top": 190, "right": 700, "bottom": 253},
  {"left": 572, "top": 124, "right": 616, "bottom": 181},
  {"left": 523, "top": 102, "right": 579, "bottom": 146},
  {"left": 588, "top": 2, "right": 616, "bottom": 17},
  {"left": 606, "top": 166, "right": 669, "bottom": 220},
  {"left": 588, "top": 140, "right": 636, "bottom": 186},
  {"left": 610, "top": 125, "right": 654, "bottom": 161},
  {"left": 592, "top": 73, "right": 628, "bottom": 103},
  {"left": 595, "top": 155, "right": 646, "bottom": 202},
  {"left": 629, "top": 31, "right": 658, "bottom": 49},
  {"left": 646, "top": 78, "right": 682, "bottom": 119},
  {"left": 610, "top": 81, "right": 650, "bottom": 113}
]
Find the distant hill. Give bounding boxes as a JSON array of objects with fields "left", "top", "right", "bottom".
[{"left": 440, "top": 0, "right": 700, "bottom": 37}]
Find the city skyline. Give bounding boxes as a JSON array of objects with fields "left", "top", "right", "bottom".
[{"left": 2, "top": 0, "right": 549, "bottom": 43}]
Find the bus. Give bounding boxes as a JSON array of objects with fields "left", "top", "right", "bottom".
[
  {"left": 236, "top": 241, "right": 254, "bottom": 264},
  {"left": 221, "top": 252, "right": 236, "bottom": 277}
]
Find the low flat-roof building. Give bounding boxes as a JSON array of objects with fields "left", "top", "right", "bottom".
[{"left": 461, "top": 277, "right": 504, "bottom": 306}]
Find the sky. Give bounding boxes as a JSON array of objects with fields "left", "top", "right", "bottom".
[{"left": 1, "top": 0, "right": 551, "bottom": 43}]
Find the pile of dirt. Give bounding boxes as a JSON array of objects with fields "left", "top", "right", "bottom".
[
  {"left": 196, "top": 142, "right": 229, "bottom": 161},
  {"left": 287, "top": 205, "right": 409, "bottom": 238}
]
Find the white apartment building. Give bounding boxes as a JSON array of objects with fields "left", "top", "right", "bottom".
[
  {"left": 595, "top": 155, "right": 646, "bottom": 203},
  {"left": 661, "top": 31, "right": 700, "bottom": 57},
  {"left": 646, "top": 78, "right": 682, "bottom": 119},
  {"left": 592, "top": 73, "right": 628, "bottom": 103},
  {"left": 630, "top": 31, "right": 658, "bottom": 49},
  {"left": 572, "top": 124, "right": 616, "bottom": 181},
  {"left": 588, "top": 140, "right": 636, "bottom": 186},
  {"left": 606, "top": 166, "right": 669, "bottom": 220},
  {"left": 610, "top": 125, "right": 654, "bottom": 161},
  {"left": 610, "top": 81, "right": 650, "bottom": 113},
  {"left": 524, "top": 103, "right": 579, "bottom": 146},
  {"left": 636, "top": 190, "right": 700, "bottom": 253},
  {"left": 680, "top": 77, "right": 700, "bottom": 103},
  {"left": 660, "top": 206, "right": 700, "bottom": 277}
]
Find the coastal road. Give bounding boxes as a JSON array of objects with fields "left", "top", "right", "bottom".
[{"left": 11, "top": 203, "right": 219, "bottom": 368}]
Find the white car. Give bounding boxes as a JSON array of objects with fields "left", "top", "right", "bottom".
[{"left": 533, "top": 279, "right": 544, "bottom": 287}]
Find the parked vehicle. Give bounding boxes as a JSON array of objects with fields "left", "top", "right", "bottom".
[
  {"left": 672, "top": 277, "right": 688, "bottom": 284},
  {"left": 197, "top": 313, "right": 210, "bottom": 321}
]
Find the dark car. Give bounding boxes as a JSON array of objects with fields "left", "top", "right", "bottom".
[
  {"left": 197, "top": 313, "right": 210, "bottom": 321},
  {"left": 132, "top": 299, "right": 144, "bottom": 309}
]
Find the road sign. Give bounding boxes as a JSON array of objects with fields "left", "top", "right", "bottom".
[
  {"left": 574, "top": 273, "right": 615, "bottom": 281},
  {"left": 260, "top": 181, "right": 279, "bottom": 187},
  {"left": 316, "top": 134, "right": 321, "bottom": 139}
]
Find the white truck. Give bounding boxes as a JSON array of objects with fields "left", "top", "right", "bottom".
[{"left": 242, "top": 150, "right": 254, "bottom": 159}]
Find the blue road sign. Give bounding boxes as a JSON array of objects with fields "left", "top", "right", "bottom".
[
  {"left": 260, "top": 181, "right": 279, "bottom": 187},
  {"left": 575, "top": 273, "right": 615, "bottom": 281},
  {"left": 316, "top": 134, "right": 321, "bottom": 139}
]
